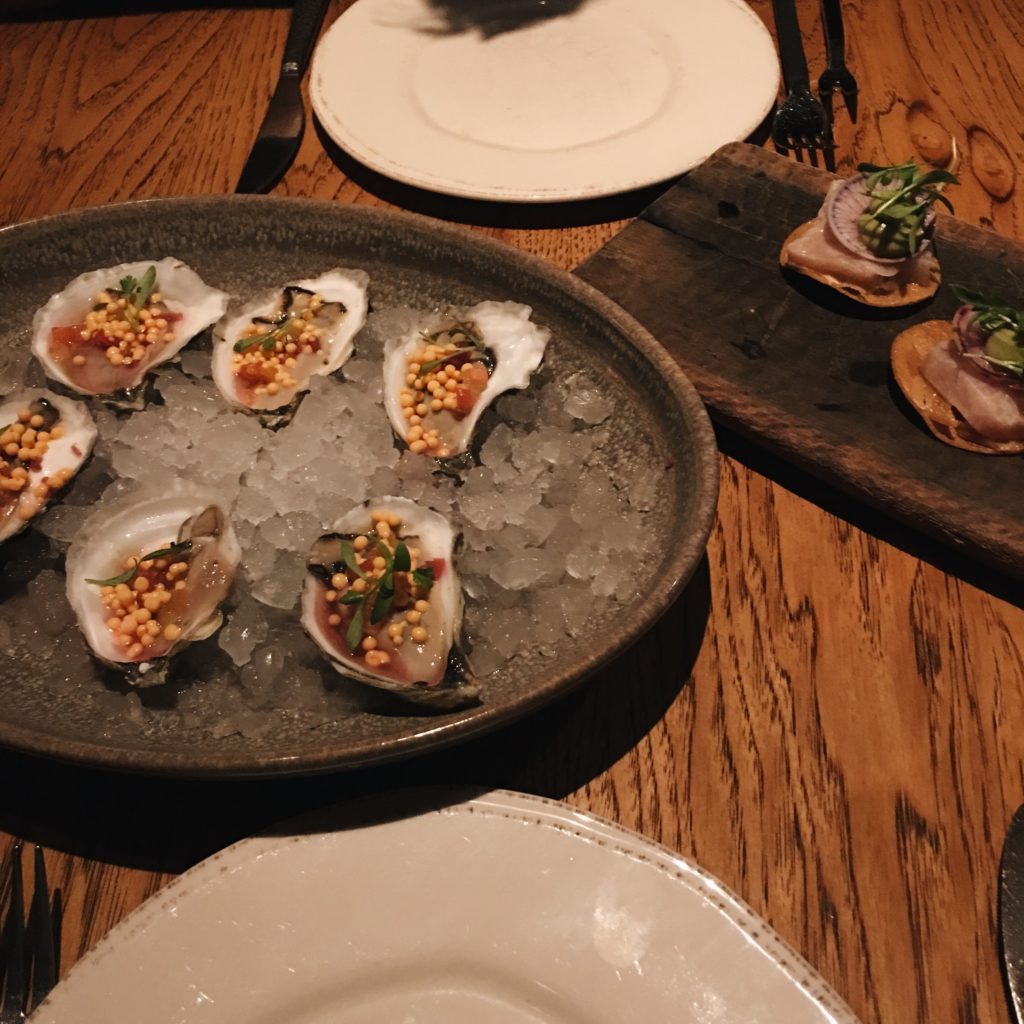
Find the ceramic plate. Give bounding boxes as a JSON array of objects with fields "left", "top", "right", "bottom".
[
  {"left": 311, "top": 0, "right": 779, "bottom": 202},
  {"left": 33, "top": 789, "right": 860, "bottom": 1023},
  {"left": 0, "top": 197, "right": 717, "bottom": 776}
]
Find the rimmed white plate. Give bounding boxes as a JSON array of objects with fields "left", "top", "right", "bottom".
[
  {"left": 34, "top": 789, "right": 860, "bottom": 1023},
  {"left": 311, "top": 0, "right": 779, "bottom": 202}
]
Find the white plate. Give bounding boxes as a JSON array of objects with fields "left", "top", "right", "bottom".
[
  {"left": 33, "top": 789, "right": 859, "bottom": 1023},
  {"left": 311, "top": 0, "right": 779, "bottom": 202}
]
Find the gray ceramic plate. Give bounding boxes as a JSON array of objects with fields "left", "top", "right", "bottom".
[{"left": 0, "top": 197, "right": 717, "bottom": 777}]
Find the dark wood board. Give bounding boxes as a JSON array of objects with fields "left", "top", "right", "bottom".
[{"left": 576, "top": 142, "right": 1024, "bottom": 581}]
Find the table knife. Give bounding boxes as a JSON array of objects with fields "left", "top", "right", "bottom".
[
  {"left": 236, "top": 0, "right": 331, "bottom": 194},
  {"left": 1000, "top": 804, "right": 1024, "bottom": 1023}
]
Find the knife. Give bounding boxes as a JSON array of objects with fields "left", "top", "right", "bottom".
[
  {"left": 236, "top": 0, "right": 331, "bottom": 194},
  {"left": 1000, "top": 804, "right": 1024, "bottom": 1023}
]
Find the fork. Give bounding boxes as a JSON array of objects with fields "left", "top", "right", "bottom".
[
  {"left": 1, "top": 844, "right": 60, "bottom": 1023},
  {"left": 818, "top": 0, "right": 858, "bottom": 122},
  {"left": 770, "top": 0, "right": 835, "bottom": 168}
]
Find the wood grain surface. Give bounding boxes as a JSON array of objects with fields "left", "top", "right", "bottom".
[
  {"left": 577, "top": 142, "right": 1024, "bottom": 577},
  {"left": 0, "top": 2, "right": 1023, "bottom": 1023}
]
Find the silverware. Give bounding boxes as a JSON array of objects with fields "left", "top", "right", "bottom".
[
  {"left": 0, "top": 843, "right": 60, "bottom": 1023},
  {"left": 1001, "top": 805, "right": 1024, "bottom": 1023},
  {"left": 236, "top": 0, "right": 331, "bottom": 194},
  {"left": 818, "top": 0, "right": 858, "bottom": 123},
  {"left": 770, "top": 0, "right": 835, "bottom": 167}
]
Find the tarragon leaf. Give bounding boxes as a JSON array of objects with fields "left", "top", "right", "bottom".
[
  {"left": 339, "top": 540, "right": 367, "bottom": 579},
  {"left": 339, "top": 591, "right": 365, "bottom": 605},
  {"left": 86, "top": 540, "right": 191, "bottom": 587},
  {"left": 412, "top": 565, "right": 434, "bottom": 593},
  {"left": 346, "top": 603, "right": 365, "bottom": 652},
  {"left": 393, "top": 540, "right": 411, "bottom": 573}
]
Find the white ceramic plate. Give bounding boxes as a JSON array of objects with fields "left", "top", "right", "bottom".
[
  {"left": 34, "top": 789, "right": 859, "bottom": 1023},
  {"left": 311, "top": 0, "right": 779, "bottom": 202}
]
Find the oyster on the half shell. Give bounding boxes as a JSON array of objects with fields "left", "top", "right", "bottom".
[
  {"left": 0, "top": 388, "right": 97, "bottom": 545},
  {"left": 66, "top": 489, "right": 240, "bottom": 683},
  {"left": 212, "top": 268, "right": 369, "bottom": 419},
  {"left": 32, "top": 258, "right": 228, "bottom": 397},
  {"left": 383, "top": 301, "right": 549, "bottom": 459},
  {"left": 301, "top": 496, "right": 480, "bottom": 709}
]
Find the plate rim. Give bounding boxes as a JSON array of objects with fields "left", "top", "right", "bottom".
[
  {"left": 309, "top": 0, "right": 781, "bottom": 203},
  {"left": 0, "top": 195, "right": 718, "bottom": 777},
  {"left": 33, "top": 786, "right": 863, "bottom": 1024}
]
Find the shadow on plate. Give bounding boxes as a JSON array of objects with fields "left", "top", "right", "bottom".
[
  {"left": 0, "top": 558, "right": 712, "bottom": 873},
  {"left": 419, "top": 0, "right": 588, "bottom": 39},
  {"left": 314, "top": 119, "right": 675, "bottom": 231}
]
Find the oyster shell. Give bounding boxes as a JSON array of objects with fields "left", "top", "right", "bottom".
[
  {"left": 32, "top": 258, "right": 228, "bottom": 397},
  {"left": 0, "top": 388, "right": 97, "bottom": 545},
  {"left": 66, "top": 489, "right": 240, "bottom": 682},
  {"left": 383, "top": 301, "right": 550, "bottom": 459},
  {"left": 301, "top": 496, "right": 480, "bottom": 709},
  {"left": 211, "top": 268, "right": 369, "bottom": 418}
]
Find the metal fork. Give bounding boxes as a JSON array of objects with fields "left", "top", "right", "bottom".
[
  {"left": 818, "top": 0, "right": 858, "bottom": 122},
  {"left": 770, "top": 0, "right": 835, "bottom": 168},
  {"left": 1, "top": 844, "right": 60, "bottom": 1023}
]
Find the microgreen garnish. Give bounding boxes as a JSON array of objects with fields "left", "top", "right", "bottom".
[
  {"left": 855, "top": 161, "right": 958, "bottom": 258},
  {"left": 346, "top": 603, "right": 365, "bottom": 653},
  {"left": 393, "top": 540, "right": 410, "bottom": 573},
  {"left": 330, "top": 536, "right": 432, "bottom": 650},
  {"left": 951, "top": 287, "right": 1024, "bottom": 337},
  {"left": 233, "top": 316, "right": 299, "bottom": 353},
  {"left": 417, "top": 320, "right": 494, "bottom": 375},
  {"left": 950, "top": 286, "right": 1024, "bottom": 376},
  {"left": 86, "top": 540, "right": 191, "bottom": 588},
  {"left": 339, "top": 539, "right": 367, "bottom": 579},
  {"left": 118, "top": 266, "right": 158, "bottom": 321},
  {"left": 412, "top": 565, "right": 434, "bottom": 593}
]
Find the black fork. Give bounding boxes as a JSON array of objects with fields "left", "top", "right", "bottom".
[
  {"left": 770, "top": 0, "right": 835, "bottom": 168},
  {"left": 818, "top": 0, "right": 858, "bottom": 123},
  {"left": 1, "top": 844, "right": 60, "bottom": 1023}
]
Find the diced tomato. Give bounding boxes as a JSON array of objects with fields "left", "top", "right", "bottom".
[
  {"left": 50, "top": 325, "right": 84, "bottom": 345},
  {"left": 453, "top": 386, "right": 476, "bottom": 416},
  {"left": 429, "top": 557, "right": 446, "bottom": 580},
  {"left": 443, "top": 351, "right": 473, "bottom": 369},
  {"left": 238, "top": 363, "right": 274, "bottom": 384},
  {"left": 163, "top": 311, "right": 184, "bottom": 323}
]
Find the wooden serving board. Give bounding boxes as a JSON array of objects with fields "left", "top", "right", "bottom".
[{"left": 577, "top": 143, "right": 1024, "bottom": 581}]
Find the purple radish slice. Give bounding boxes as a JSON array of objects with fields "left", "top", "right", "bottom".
[
  {"left": 953, "top": 303, "right": 1024, "bottom": 387},
  {"left": 825, "top": 175, "right": 932, "bottom": 264}
]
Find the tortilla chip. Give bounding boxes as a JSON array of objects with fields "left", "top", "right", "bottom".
[
  {"left": 781, "top": 219, "right": 940, "bottom": 308},
  {"left": 891, "top": 321, "right": 1024, "bottom": 454}
]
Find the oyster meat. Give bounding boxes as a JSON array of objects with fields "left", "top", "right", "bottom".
[
  {"left": 302, "top": 497, "right": 480, "bottom": 709},
  {"left": 66, "top": 489, "right": 240, "bottom": 681},
  {"left": 0, "top": 388, "right": 97, "bottom": 545},
  {"left": 383, "top": 301, "right": 550, "bottom": 459},
  {"left": 212, "top": 268, "right": 369, "bottom": 416},
  {"left": 32, "top": 258, "right": 228, "bottom": 396}
]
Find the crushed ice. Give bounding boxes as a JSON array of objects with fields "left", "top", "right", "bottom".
[{"left": 2, "top": 306, "right": 661, "bottom": 737}]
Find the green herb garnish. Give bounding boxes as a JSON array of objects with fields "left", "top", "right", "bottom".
[
  {"left": 346, "top": 603, "right": 365, "bottom": 653},
  {"left": 855, "top": 161, "right": 958, "bottom": 259},
  {"left": 417, "top": 320, "right": 494, "bottom": 375},
  {"left": 118, "top": 266, "right": 158, "bottom": 322},
  {"left": 412, "top": 565, "right": 434, "bottom": 593},
  {"left": 233, "top": 316, "right": 299, "bottom": 353},
  {"left": 950, "top": 286, "right": 1024, "bottom": 377},
  {"left": 339, "top": 539, "right": 367, "bottom": 579},
  {"left": 332, "top": 537, "right": 433, "bottom": 650},
  {"left": 86, "top": 540, "right": 191, "bottom": 588}
]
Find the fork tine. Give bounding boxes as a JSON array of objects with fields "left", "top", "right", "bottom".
[
  {"left": 1, "top": 842, "right": 26, "bottom": 1022},
  {"left": 28, "top": 847, "right": 56, "bottom": 1009}
]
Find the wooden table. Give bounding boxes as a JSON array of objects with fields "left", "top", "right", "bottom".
[{"left": 1, "top": 2, "right": 1022, "bottom": 1021}]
